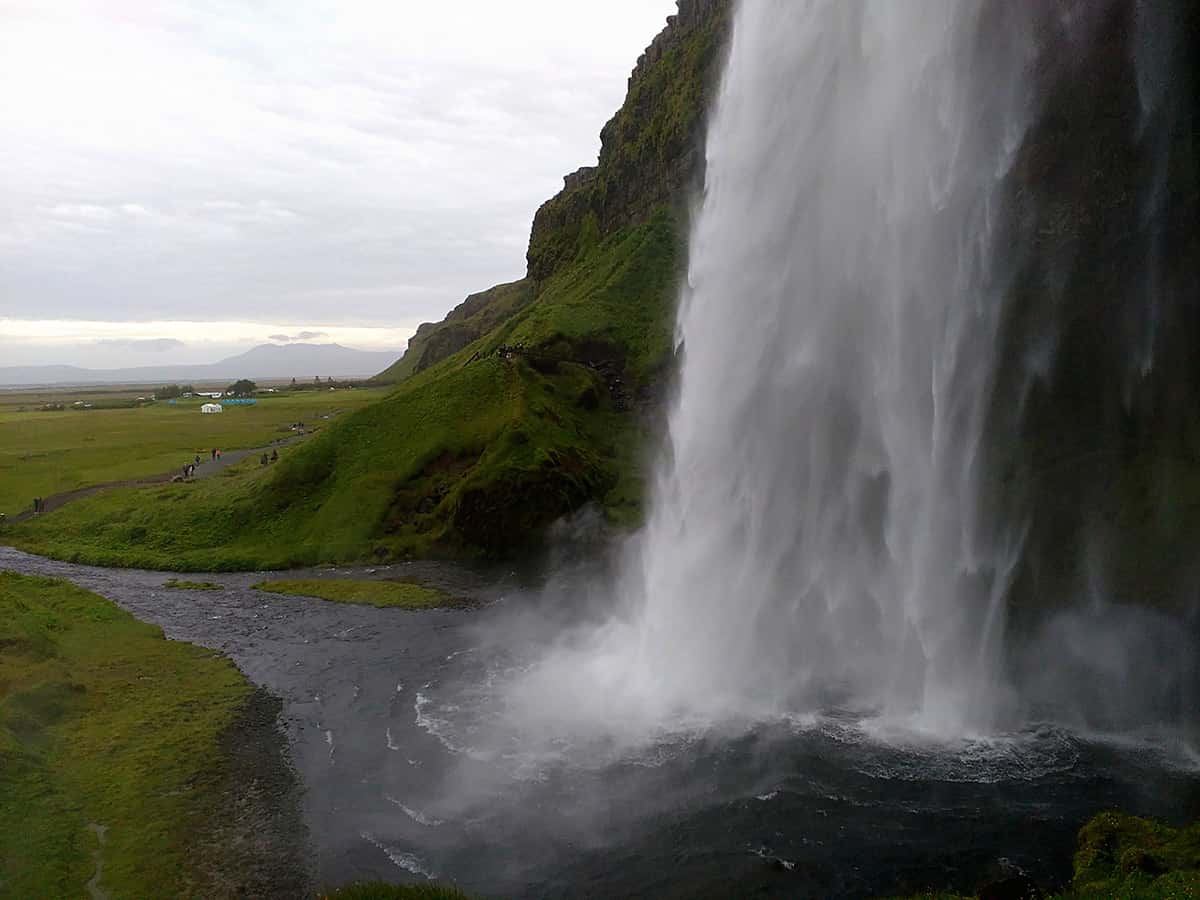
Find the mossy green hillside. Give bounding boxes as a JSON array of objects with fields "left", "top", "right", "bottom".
[
  {"left": 377, "top": 279, "right": 534, "bottom": 384},
  {"left": 6, "top": 213, "right": 679, "bottom": 568},
  {"left": 0, "top": 572, "right": 254, "bottom": 898},
  {"left": 254, "top": 578, "right": 453, "bottom": 609}
]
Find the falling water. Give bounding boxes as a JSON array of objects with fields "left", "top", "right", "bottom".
[
  {"left": 492, "top": 1, "right": 1043, "bottom": 746},
  {"left": 590, "top": 0, "right": 1037, "bottom": 735}
]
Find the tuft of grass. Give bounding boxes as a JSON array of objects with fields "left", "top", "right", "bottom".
[
  {"left": 318, "top": 883, "right": 471, "bottom": 900},
  {"left": 163, "top": 578, "right": 224, "bottom": 591},
  {"left": 0, "top": 571, "right": 253, "bottom": 897},
  {"left": 252, "top": 578, "right": 455, "bottom": 609}
]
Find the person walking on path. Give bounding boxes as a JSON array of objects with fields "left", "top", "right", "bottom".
[
  {"left": 211, "top": 448, "right": 216, "bottom": 461},
  {"left": 195, "top": 453, "right": 201, "bottom": 467},
  {"left": 271, "top": 449, "right": 278, "bottom": 462}
]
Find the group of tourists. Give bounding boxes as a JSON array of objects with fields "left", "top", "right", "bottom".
[{"left": 260, "top": 448, "right": 279, "bottom": 466}]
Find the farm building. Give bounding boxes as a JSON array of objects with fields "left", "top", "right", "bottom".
[{"left": 200, "top": 403, "right": 223, "bottom": 414}]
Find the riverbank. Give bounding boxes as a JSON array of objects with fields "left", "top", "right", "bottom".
[{"left": 0, "top": 571, "right": 310, "bottom": 897}]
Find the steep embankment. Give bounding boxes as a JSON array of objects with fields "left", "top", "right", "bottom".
[{"left": 6, "top": 1, "right": 731, "bottom": 567}]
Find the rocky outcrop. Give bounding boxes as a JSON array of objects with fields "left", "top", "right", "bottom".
[
  {"left": 377, "top": 279, "right": 534, "bottom": 382},
  {"left": 381, "top": 0, "right": 733, "bottom": 381},
  {"left": 526, "top": 0, "right": 732, "bottom": 283}
]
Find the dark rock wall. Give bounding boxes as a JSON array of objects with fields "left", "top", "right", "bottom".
[{"left": 985, "top": 0, "right": 1200, "bottom": 625}]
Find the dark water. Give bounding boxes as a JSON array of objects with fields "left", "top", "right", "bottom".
[{"left": 3, "top": 545, "right": 1197, "bottom": 899}]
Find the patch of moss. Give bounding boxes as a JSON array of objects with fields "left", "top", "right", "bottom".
[
  {"left": 252, "top": 578, "right": 454, "bottom": 609},
  {"left": 1068, "top": 811, "right": 1200, "bottom": 898},
  {"left": 163, "top": 578, "right": 224, "bottom": 591}
]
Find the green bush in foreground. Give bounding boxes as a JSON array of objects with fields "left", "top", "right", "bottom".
[
  {"left": 253, "top": 578, "right": 454, "bottom": 609},
  {"left": 0, "top": 571, "right": 252, "bottom": 897},
  {"left": 890, "top": 812, "right": 1200, "bottom": 899},
  {"left": 319, "top": 882, "right": 471, "bottom": 900}
]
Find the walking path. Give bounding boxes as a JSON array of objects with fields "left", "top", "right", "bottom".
[{"left": 7, "top": 435, "right": 304, "bottom": 525}]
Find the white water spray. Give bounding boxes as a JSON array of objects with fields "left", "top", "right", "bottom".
[{"left": 511, "top": 0, "right": 1040, "bottom": 740}]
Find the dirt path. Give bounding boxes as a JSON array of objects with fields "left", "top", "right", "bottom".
[{"left": 7, "top": 435, "right": 305, "bottom": 525}]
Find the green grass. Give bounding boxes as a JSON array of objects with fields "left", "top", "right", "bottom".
[
  {"left": 5, "top": 214, "right": 678, "bottom": 569},
  {"left": 163, "top": 578, "right": 224, "bottom": 591},
  {"left": 253, "top": 578, "right": 453, "bottom": 609},
  {"left": 0, "top": 386, "right": 387, "bottom": 516},
  {"left": 319, "top": 883, "right": 471, "bottom": 900},
  {"left": 0, "top": 571, "right": 253, "bottom": 897}
]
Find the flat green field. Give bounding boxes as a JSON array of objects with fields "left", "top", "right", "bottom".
[
  {"left": 0, "top": 572, "right": 253, "bottom": 896},
  {"left": 0, "top": 387, "right": 388, "bottom": 516}
]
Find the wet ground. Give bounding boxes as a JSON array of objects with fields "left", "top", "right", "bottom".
[{"left": 2, "top": 545, "right": 1198, "bottom": 898}]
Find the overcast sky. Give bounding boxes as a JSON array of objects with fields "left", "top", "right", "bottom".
[{"left": 0, "top": 0, "right": 677, "bottom": 368}]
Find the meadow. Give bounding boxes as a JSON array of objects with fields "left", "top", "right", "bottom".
[
  {"left": 0, "top": 386, "right": 388, "bottom": 516},
  {"left": 0, "top": 572, "right": 254, "bottom": 896}
]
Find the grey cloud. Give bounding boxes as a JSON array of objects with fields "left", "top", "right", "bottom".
[
  {"left": 94, "top": 337, "right": 186, "bottom": 352},
  {"left": 0, "top": 1, "right": 677, "bottom": 357}
]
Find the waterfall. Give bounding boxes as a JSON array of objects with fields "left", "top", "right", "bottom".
[
  {"left": 602, "top": 0, "right": 1039, "bottom": 735},
  {"left": 498, "top": 0, "right": 1198, "bottom": 749}
]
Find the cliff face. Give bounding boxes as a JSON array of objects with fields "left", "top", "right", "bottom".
[
  {"left": 984, "top": 0, "right": 1200, "bottom": 624},
  {"left": 382, "top": 0, "right": 732, "bottom": 384},
  {"left": 377, "top": 279, "right": 534, "bottom": 383},
  {"left": 527, "top": 0, "right": 731, "bottom": 283}
]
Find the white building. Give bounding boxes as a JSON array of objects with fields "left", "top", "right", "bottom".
[{"left": 200, "top": 403, "right": 224, "bottom": 414}]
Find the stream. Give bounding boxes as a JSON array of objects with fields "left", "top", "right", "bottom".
[{"left": 2, "top": 545, "right": 1197, "bottom": 898}]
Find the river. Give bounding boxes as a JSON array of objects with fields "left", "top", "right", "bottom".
[{"left": 2, "top": 545, "right": 1197, "bottom": 898}]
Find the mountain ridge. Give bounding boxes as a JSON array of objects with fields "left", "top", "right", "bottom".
[{"left": 0, "top": 343, "right": 401, "bottom": 386}]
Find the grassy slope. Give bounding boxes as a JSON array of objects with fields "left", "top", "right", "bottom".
[
  {"left": 378, "top": 279, "right": 535, "bottom": 384},
  {"left": 5, "top": 213, "right": 680, "bottom": 569},
  {"left": 0, "top": 387, "right": 386, "bottom": 516},
  {"left": 0, "top": 571, "right": 252, "bottom": 897},
  {"left": 253, "top": 578, "right": 453, "bottom": 609}
]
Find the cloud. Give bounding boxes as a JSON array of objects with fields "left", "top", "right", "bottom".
[
  {"left": 269, "top": 330, "right": 329, "bottom": 343},
  {"left": 93, "top": 337, "right": 185, "bottom": 352},
  {"left": 0, "top": 0, "right": 678, "bottom": 368}
]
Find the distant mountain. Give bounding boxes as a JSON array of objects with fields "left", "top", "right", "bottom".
[{"left": 0, "top": 343, "right": 401, "bottom": 387}]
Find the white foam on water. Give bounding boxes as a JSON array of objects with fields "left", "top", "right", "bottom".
[
  {"left": 360, "top": 831, "right": 434, "bottom": 880},
  {"left": 384, "top": 794, "right": 444, "bottom": 827}
]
